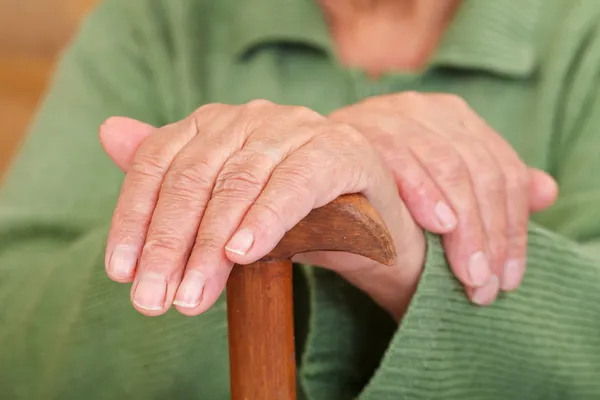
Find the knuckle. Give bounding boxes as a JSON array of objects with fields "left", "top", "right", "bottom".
[
  {"left": 505, "top": 163, "right": 530, "bottom": 192},
  {"left": 194, "top": 102, "right": 226, "bottom": 115},
  {"left": 478, "top": 165, "right": 506, "bottom": 193},
  {"left": 165, "top": 160, "right": 214, "bottom": 198},
  {"left": 327, "top": 109, "right": 343, "bottom": 121},
  {"left": 426, "top": 149, "right": 468, "bottom": 187},
  {"left": 192, "top": 103, "right": 243, "bottom": 135},
  {"left": 289, "top": 105, "right": 323, "bottom": 121},
  {"left": 509, "top": 229, "right": 528, "bottom": 249},
  {"left": 383, "top": 142, "right": 409, "bottom": 164},
  {"left": 488, "top": 231, "right": 508, "bottom": 260},
  {"left": 292, "top": 124, "right": 321, "bottom": 142},
  {"left": 436, "top": 166, "right": 468, "bottom": 189},
  {"left": 144, "top": 234, "right": 187, "bottom": 259},
  {"left": 114, "top": 205, "right": 148, "bottom": 228},
  {"left": 213, "top": 169, "right": 265, "bottom": 200},
  {"left": 383, "top": 91, "right": 424, "bottom": 113},
  {"left": 246, "top": 98, "right": 275, "bottom": 109},
  {"left": 411, "top": 180, "right": 430, "bottom": 202},
  {"left": 329, "top": 122, "right": 367, "bottom": 146},
  {"left": 212, "top": 150, "right": 272, "bottom": 200},
  {"left": 328, "top": 107, "right": 352, "bottom": 121},
  {"left": 362, "top": 95, "right": 403, "bottom": 113},
  {"left": 193, "top": 235, "right": 221, "bottom": 254},
  {"left": 130, "top": 151, "right": 170, "bottom": 180},
  {"left": 428, "top": 146, "right": 463, "bottom": 170},
  {"left": 267, "top": 162, "right": 316, "bottom": 203},
  {"left": 398, "top": 90, "right": 424, "bottom": 104},
  {"left": 278, "top": 168, "right": 314, "bottom": 197},
  {"left": 191, "top": 103, "right": 228, "bottom": 125},
  {"left": 252, "top": 200, "right": 287, "bottom": 230},
  {"left": 510, "top": 209, "right": 529, "bottom": 231},
  {"left": 347, "top": 126, "right": 369, "bottom": 145}
]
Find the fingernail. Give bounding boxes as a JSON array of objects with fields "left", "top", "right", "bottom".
[
  {"left": 226, "top": 228, "right": 254, "bottom": 255},
  {"left": 501, "top": 259, "right": 523, "bottom": 291},
  {"left": 472, "top": 275, "right": 499, "bottom": 306},
  {"left": 173, "top": 271, "right": 205, "bottom": 308},
  {"left": 132, "top": 274, "right": 167, "bottom": 311},
  {"left": 434, "top": 201, "right": 457, "bottom": 230},
  {"left": 468, "top": 251, "right": 492, "bottom": 287},
  {"left": 108, "top": 245, "right": 138, "bottom": 279}
]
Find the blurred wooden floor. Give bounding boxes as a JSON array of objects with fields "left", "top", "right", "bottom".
[{"left": 0, "top": 0, "right": 98, "bottom": 176}]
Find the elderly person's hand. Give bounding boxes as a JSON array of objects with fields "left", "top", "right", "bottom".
[
  {"left": 329, "top": 92, "right": 558, "bottom": 304},
  {"left": 100, "top": 101, "right": 425, "bottom": 321}
]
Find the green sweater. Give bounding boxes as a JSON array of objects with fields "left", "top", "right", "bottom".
[{"left": 2, "top": 0, "right": 600, "bottom": 398}]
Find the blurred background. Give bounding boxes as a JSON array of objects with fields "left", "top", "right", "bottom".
[{"left": 0, "top": 0, "right": 98, "bottom": 176}]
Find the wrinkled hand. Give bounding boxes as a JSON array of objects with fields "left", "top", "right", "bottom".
[
  {"left": 330, "top": 92, "right": 558, "bottom": 305},
  {"left": 100, "top": 101, "right": 425, "bottom": 320}
]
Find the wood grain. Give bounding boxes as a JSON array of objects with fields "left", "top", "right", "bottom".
[
  {"left": 226, "top": 194, "right": 396, "bottom": 400},
  {"left": 267, "top": 193, "right": 397, "bottom": 263},
  {"left": 227, "top": 259, "right": 296, "bottom": 400}
]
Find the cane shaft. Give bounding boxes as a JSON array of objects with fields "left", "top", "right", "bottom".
[{"left": 227, "top": 259, "right": 296, "bottom": 400}]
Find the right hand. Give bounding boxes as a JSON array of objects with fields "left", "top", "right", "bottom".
[
  {"left": 330, "top": 92, "right": 558, "bottom": 304},
  {"left": 100, "top": 101, "right": 425, "bottom": 321}
]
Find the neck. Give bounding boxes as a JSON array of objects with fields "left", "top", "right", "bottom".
[{"left": 320, "top": 0, "right": 461, "bottom": 77}]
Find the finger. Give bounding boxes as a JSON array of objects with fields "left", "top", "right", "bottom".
[
  {"left": 393, "top": 149, "right": 458, "bottom": 234},
  {"left": 459, "top": 116, "right": 532, "bottom": 292},
  {"left": 497, "top": 159, "right": 529, "bottom": 292},
  {"left": 105, "top": 118, "right": 197, "bottom": 286},
  {"left": 424, "top": 97, "right": 523, "bottom": 296},
  {"left": 99, "top": 117, "right": 155, "bottom": 172},
  {"left": 224, "top": 126, "right": 387, "bottom": 267},
  {"left": 452, "top": 137, "right": 508, "bottom": 301},
  {"left": 129, "top": 109, "right": 242, "bottom": 315},
  {"left": 223, "top": 148, "right": 322, "bottom": 264},
  {"left": 173, "top": 116, "right": 319, "bottom": 316},
  {"left": 412, "top": 135, "right": 493, "bottom": 289},
  {"left": 529, "top": 168, "right": 558, "bottom": 212},
  {"left": 466, "top": 275, "right": 500, "bottom": 306},
  {"left": 330, "top": 109, "right": 458, "bottom": 233}
]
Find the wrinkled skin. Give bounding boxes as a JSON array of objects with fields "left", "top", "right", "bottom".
[{"left": 100, "top": 95, "right": 557, "bottom": 320}]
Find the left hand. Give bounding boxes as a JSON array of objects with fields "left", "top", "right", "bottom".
[
  {"left": 100, "top": 102, "right": 425, "bottom": 320},
  {"left": 329, "top": 92, "right": 558, "bottom": 304}
]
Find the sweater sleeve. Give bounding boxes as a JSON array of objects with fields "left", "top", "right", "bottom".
[
  {"left": 0, "top": 2, "right": 229, "bottom": 399},
  {"left": 358, "top": 22, "right": 600, "bottom": 400}
]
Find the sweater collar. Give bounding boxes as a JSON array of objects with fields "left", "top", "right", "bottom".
[
  {"left": 229, "top": 0, "right": 543, "bottom": 78},
  {"left": 229, "top": 0, "right": 330, "bottom": 58}
]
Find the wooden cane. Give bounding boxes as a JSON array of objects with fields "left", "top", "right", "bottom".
[{"left": 226, "top": 194, "right": 397, "bottom": 400}]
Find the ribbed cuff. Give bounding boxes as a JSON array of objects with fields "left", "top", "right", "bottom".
[{"left": 359, "top": 227, "right": 600, "bottom": 399}]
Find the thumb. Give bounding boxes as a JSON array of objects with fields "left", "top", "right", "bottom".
[
  {"left": 529, "top": 168, "right": 559, "bottom": 212},
  {"left": 99, "top": 116, "right": 155, "bottom": 172}
]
